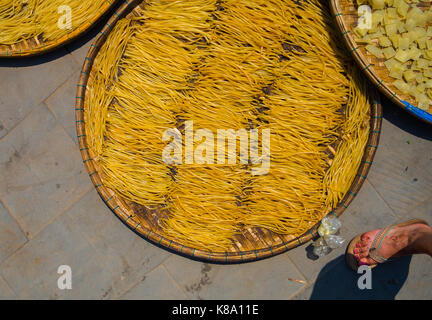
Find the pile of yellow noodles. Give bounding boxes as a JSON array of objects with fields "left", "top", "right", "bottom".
[
  {"left": 85, "top": 0, "right": 371, "bottom": 251},
  {"left": 0, "top": 0, "right": 109, "bottom": 45}
]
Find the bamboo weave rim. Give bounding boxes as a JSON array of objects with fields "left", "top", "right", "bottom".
[
  {"left": 330, "top": 0, "right": 432, "bottom": 125},
  {"left": 75, "top": 0, "right": 383, "bottom": 263},
  {"left": 0, "top": 0, "right": 120, "bottom": 58}
]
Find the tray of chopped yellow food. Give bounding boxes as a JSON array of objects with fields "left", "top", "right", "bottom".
[
  {"left": 76, "top": 0, "right": 382, "bottom": 262},
  {"left": 331, "top": 0, "right": 432, "bottom": 124},
  {"left": 0, "top": 0, "right": 120, "bottom": 57}
]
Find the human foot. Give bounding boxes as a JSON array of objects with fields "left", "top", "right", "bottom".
[
  {"left": 346, "top": 219, "right": 431, "bottom": 270},
  {"left": 354, "top": 223, "right": 430, "bottom": 266}
]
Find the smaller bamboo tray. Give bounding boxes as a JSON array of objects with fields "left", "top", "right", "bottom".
[
  {"left": 0, "top": 0, "right": 119, "bottom": 58},
  {"left": 330, "top": 0, "right": 432, "bottom": 124}
]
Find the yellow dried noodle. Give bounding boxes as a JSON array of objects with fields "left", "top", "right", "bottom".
[
  {"left": 0, "top": 0, "right": 110, "bottom": 45},
  {"left": 85, "top": 0, "right": 371, "bottom": 251}
]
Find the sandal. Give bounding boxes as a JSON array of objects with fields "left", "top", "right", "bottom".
[{"left": 345, "top": 218, "right": 429, "bottom": 271}]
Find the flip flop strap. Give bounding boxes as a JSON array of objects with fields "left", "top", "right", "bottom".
[{"left": 368, "top": 226, "right": 394, "bottom": 264}]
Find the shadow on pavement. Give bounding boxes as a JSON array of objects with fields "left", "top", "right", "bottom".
[
  {"left": 307, "top": 254, "right": 412, "bottom": 300},
  {"left": 0, "top": 46, "right": 72, "bottom": 68},
  {"left": 381, "top": 95, "right": 432, "bottom": 142}
]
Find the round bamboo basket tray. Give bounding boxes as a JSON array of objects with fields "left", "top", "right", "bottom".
[
  {"left": 330, "top": 0, "right": 432, "bottom": 125},
  {"left": 75, "top": 0, "right": 383, "bottom": 263},
  {"left": 0, "top": 0, "right": 120, "bottom": 58}
]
